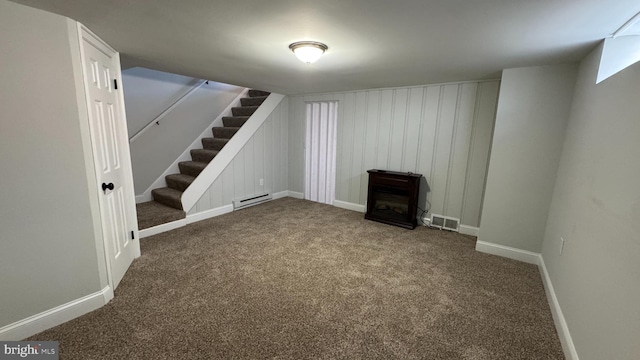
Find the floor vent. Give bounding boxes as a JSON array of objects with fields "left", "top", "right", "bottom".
[
  {"left": 430, "top": 214, "right": 460, "bottom": 232},
  {"left": 233, "top": 192, "right": 272, "bottom": 210}
]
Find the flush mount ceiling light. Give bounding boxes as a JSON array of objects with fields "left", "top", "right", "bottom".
[{"left": 289, "top": 41, "right": 328, "bottom": 64}]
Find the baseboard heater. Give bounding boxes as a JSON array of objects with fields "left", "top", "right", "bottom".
[
  {"left": 233, "top": 192, "right": 272, "bottom": 210},
  {"left": 430, "top": 214, "right": 460, "bottom": 232}
]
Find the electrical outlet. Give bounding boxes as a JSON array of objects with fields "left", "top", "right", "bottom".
[
  {"left": 560, "top": 237, "right": 565, "bottom": 255},
  {"left": 259, "top": 178, "right": 264, "bottom": 186}
]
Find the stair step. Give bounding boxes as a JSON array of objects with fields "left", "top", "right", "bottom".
[
  {"left": 212, "top": 127, "right": 240, "bottom": 139},
  {"left": 248, "top": 89, "right": 270, "bottom": 97},
  {"left": 151, "top": 187, "right": 183, "bottom": 210},
  {"left": 231, "top": 106, "right": 259, "bottom": 117},
  {"left": 202, "top": 137, "right": 229, "bottom": 151},
  {"left": 240, "top": 96, "right": 268, "bottom": 107},
  {"left": 222, "top": 116, "right": 249, "bottom": 127},
  {"left": 178, "top": 161, "right": 208, "bottom": 177},
  {"left": 190, "top": 148, "right": 219, "bottom": 163},
  {"left": 165, "top": 174, "right": 195, "bottom": 192}
]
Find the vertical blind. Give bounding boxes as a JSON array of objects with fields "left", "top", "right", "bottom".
[{"left": 305, "top": 101, "right": 338, "bottom": 205}]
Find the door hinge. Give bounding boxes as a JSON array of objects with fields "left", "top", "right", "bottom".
[
  {"left": 114, "top": 79, "right": 118, "bottom": 90},
  {"left": 130, "top": 230, "right": 134, "bottom": 240}
]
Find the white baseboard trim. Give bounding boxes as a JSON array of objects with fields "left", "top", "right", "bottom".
[
  {"left": 333, "top": 200, "right": 366, "bottom": 213},
  {"left": 287, "top": 191, "right": 304, "bottom": 199},
  {"left": 0, "top": 286, "right": 110, "bottom": 341},
  {"left": 272, "top": 190, "right": 304, "bottom": 200},
  {"left": 139, "top": 218, "right": 187, "bottom": 238},
  {"left": 186, "top": 204, "right": 233, "bottom": 224},
  {"left": 459, "top": 225, "right": 479, "bottom": 236},
  {"left": 539, "top": 256, "right": 579, "bottom": 360},
  {"left": 475, "top": 240, "right": 541, "bottom": 264}
]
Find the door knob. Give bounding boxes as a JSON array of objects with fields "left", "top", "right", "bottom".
[{"left": 102, "top": 182, "right": 114, "bottom": 192}]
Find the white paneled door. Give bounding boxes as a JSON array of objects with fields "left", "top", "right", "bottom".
[
  {"left": 80, "top": 27, "right": 139, "bottom": 290},
  {"left": 305, "top": 102, "right": 338, "bottom": 204}
]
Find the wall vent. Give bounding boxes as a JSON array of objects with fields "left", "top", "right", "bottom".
[
  {"left": 233, "top": 192, "right": 272, "bottom": 210},
  {"left": 430, "top": 214, "right": 460, "bottom": 232}
]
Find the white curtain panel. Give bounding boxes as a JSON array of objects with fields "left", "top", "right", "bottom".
[{"left": 305, "top": 101, "right": 338, "bottom": 205}]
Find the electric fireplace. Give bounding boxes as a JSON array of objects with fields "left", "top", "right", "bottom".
[{"left": 365, "top": 169, "right": 422, "bottom": 229}]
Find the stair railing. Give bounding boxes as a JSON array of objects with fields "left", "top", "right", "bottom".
[{"left": 128, "top": 79, "right": 208, "bottom": 143}]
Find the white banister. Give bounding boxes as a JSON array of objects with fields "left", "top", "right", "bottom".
[{"left": 129, "top": 80, "right": 208, "bottom": 143}]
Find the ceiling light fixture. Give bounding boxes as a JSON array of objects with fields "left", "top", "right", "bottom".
[{"left": 289, "top": 41, "right": 328, "bottom": 64}]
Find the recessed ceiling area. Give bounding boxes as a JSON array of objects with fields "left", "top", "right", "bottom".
[{"left": 9, "top": 0, "right": 640, "bottom": 94}]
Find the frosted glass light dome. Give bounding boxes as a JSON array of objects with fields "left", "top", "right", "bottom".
[{"left": 289, "top": 41, "right": 328, "bottom": 64}]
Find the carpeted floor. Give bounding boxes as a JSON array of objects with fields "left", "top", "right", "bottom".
[{"left": 30, "top": 197, "right": 563, "bottom": 359}]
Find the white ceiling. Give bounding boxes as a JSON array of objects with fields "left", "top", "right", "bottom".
[{"left": 10, "top": 0, "right": 640, "bottom": 95}]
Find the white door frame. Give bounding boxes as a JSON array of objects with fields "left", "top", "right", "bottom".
[{"left": 77, "top": 24, "right": 140, "bottom": 298}]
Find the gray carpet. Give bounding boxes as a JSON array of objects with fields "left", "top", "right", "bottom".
[{"left": 30, "top": 198, "right": 563, "bottom": 359}]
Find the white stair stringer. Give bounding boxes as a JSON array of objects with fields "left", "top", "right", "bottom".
[
  {"left": 135, "top": 88, "right": 250, "bottom": 203},
  {"left": 181, "top": 93, "right": 286, "bottom": 213}
]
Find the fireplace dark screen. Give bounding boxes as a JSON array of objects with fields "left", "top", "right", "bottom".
[{"left": 365, "top": 170, "right": 421, "bottom": 229}]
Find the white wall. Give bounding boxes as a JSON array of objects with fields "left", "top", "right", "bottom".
[
  {"left": 189, "top": 97, "right": 290, "bottom": 213},
  {"left": 123, "top": 69, "right": 244, "bottom": 194},
  {"left": 123, "top": 67, "right": 198, "bottom": 136},
  {"left": 478, "top": 65, "right": 577, "bottom": 252},
  {"left": 0, "top": 0, "right": 104, "bottom": 328},
  {"left": 541, "top": 44, "right": 640, "bottom": 360},
  {"left": 289, "top": 81, "right": 500, "bottom": 228}
]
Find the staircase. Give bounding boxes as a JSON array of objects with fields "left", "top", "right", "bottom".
[{"left": 150, "top": 89, "right": 270, "bottom": 211}]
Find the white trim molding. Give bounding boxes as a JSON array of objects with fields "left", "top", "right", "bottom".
[
  {"left": 475, "top": 240, "right": 540, "bottom": 264},
  {"left": 538, "top": 257, "right": 580, "bottom": 360},
  {"left": 0, "top": 286, "right": 111, "bottom": 341},
  {"left": 333, "top": 200, "right": 366, "bottom": 213},
  {"left": 273, "top": 191, "right": 304, "bottom": 200},
  {"left": 138, "top": 218, "right": 187, "bottom": 238},
  {"left": 186, "top": 204, "right": 233, "bottom": 224},
  {"left": 459, "top": 225, "right": 479, "bottom": 236}
]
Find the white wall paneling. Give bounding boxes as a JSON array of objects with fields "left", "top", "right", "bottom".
[
  {"left": 289, "top": 80, "right": 499, "bottom": 227},
  {"left": 189, "top": 97, "right": 289, "bottom": 214}
]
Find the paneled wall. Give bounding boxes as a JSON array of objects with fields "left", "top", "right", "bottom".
[
  {"left": 189, "top": 98, "right": 289, "bottom": 214},
  {"left": 289, "top": 81, "right": 499, "bottom": 227}
]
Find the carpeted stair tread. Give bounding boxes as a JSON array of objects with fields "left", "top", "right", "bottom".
[
  {"left": 231, "top": 106, "right": 259, "bottom": 117},
  {"left": 240, "top": 96, "right": 268, "bottom": 107},
  {"left": 248, "top": 89, "right": 270, "bottom": 97},
  {"left": 222, "top": 116, "right": 249, "bottom": 127},
  {"left": 190, "top": 148, "right": 219, "bottom": 163},
  {"left": 165, "top": 174, "right": 195, "bottom": 192},
  {"left": 136, "top": 201, "right": 185, "bottom": 230},
  {"left": 179, "top": 161, "right": 208, "bottom": 177},
  {"left": 212, "top": 127, "right": 240, "bottom": 139},
  {"left": 202, "top": 137, "right": 229, "bottom": 151},
  {"left": 151, "top": 187, "right": 183, "bottom": 210}
]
